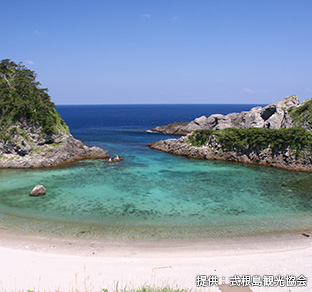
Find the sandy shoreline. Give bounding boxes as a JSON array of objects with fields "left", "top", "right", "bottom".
[{"left": 0, "top": 230, "right": 312, "bottom": 292}]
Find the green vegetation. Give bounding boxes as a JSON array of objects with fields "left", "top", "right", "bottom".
[
  {"left": 0, "top": 59, "right": 69, "bottom": 141},
  {"left": 288, "top": 98, "right": 312, "bottom": 129},
  {"left": 187, "top": 129, "right": 214, "bottom": 147},
  {"left": 188, "top": 127, "right": 312, "bottom": 153}
]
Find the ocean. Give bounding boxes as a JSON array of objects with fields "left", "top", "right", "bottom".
[{"left": 0, "top": 104, "right": 312, "bottom": 240}]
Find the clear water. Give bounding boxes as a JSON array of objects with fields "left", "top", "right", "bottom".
[{"left": 0, "top": 104, "right": 312, "bottom": 240}]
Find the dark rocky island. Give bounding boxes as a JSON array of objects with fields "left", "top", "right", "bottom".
[
  {"left": 148, "top": 96, "right": 312, "bottom": 172},
  {"left": 0, "top": 59, "right": 108, "bottom": 168}
]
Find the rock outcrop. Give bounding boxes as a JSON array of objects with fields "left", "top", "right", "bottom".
[
  {"left": 148, "top": 135, "right": 312, "bottom": 172},
  {"left": 148, "top": 96, "right": 312, "bottom": 172},
  {"left": 0, "top": 118, "right": 109, "bottom": 168},
  {"left": 151, "top": 122, "right": 189, "bottom": 135},
  {"left": 0, "top": 59, "right": 110, "bottom": 168},
  {"left": 151, "top": 96, "right": 300, "bottom": 135}
]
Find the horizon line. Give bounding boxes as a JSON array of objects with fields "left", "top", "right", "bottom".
[{"left": 55, "top": 102, "right": 266, "bottom": 106}]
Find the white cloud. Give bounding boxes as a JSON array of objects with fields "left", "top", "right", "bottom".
[
  {"left": 142, "top": 13, "right": 151, "bottom": 18},
  {"left": 25, "top": 60, "right": 34, "bottom": 65},
  {"left": 243, "top": 87, "right": 256, "bottom": 93}
]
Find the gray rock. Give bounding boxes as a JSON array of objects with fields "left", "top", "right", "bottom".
[
  {"left": 151, "top": 96, "right": 301, "bottom": 135},
  {"left": 0, "top": 118, "right": 109, "bottom": 168},
  {"left": 147, "top": 135, "right": 312, "bottom": 172},
  {"left": 147, "top": 96, "right": 312, "bottom": 172},
  {"left": 150, "top": 121, "right": 189, "bottom": 135},
  {"left": 30, "top": 185, "right": 46, "bottom": 196}
]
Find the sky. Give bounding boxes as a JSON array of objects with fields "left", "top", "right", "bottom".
[{"left": 1, "top": 0, "right": 312, "bottom": 105}]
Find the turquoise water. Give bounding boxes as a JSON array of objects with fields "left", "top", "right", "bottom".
[
  {"left": 0, "top": 104, "right": 312, "bottom": 240},
  {"left": 1, "top": 151, "right": 312, "bottom": 239}
]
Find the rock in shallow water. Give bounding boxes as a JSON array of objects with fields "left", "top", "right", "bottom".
[
  {"left": 106, "top": 155, "right": 124, "bottom": 163},
  {"left": 112, "top": 155, "right": 123, "bottom": 162},
  {"left": 29, "top": 185, "right": 46, "bottom": 196}
]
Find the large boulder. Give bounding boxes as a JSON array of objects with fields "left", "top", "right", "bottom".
[{"left": 29, "top": 185, "right": 46, "bottom": 196}]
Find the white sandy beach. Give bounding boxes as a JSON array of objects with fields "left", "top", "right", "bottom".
[{"left": 0, "top": 231, "right": 311, "bottom": 292}]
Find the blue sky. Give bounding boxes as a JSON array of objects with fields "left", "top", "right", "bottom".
[{"left": 1, "top": 0, "right": 312, "bottom": 104}]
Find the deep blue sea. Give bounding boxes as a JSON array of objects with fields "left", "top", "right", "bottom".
[{"left": 0, "top": 104, "right": 312, "bottom": 240}]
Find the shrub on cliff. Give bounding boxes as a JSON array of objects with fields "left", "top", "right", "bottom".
[
  {"left": 0, "top": 59, "right": 69, "bottom": 141},
  {"left": 188, "top": 127, "right": 312, "bottom": 153},
  {"left": 288, "top": 98, "right": 312, "bottom": 130}
]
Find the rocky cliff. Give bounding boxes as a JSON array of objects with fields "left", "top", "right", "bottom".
[
  {"left": 0, "top": 59, "right": 109, "bottom": 168},
  {"left": 148, "top": 127, "right": 312, "bottom": 172},
  {"left": 151, "top": 95, "right": 300, "bottom": 135},
  {"left": 148, "top": 96, "right": 312, "bottom": 172},
  {"left": 0, "top": 117, "right": 109, "bottom": 168}
]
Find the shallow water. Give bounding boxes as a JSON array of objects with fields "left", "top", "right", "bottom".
[{"left": 0, "top": 104, "right": 312, "bottom": 240}]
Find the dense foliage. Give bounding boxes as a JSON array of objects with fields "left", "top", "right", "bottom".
[
  {"left": 0, "top": 59, "right": 68, "bottom": 139},
  {"left": 188, "top": 127, "right": 312, "bottom": 152},
  {"left": 187, "top": 129, "right": 214, "bottom": 147},
  {"left": 288, "top": 98, "right": 312, "bottom": 129}
]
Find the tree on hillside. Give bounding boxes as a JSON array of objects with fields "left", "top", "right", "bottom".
[{"left": 0, "top": 59, "right": 67, "bottom": 135}]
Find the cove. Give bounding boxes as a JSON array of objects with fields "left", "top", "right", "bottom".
[{"left": 0, "top": 104, "right": 311, "bottom": 240}]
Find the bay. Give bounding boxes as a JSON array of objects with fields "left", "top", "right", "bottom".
[{"left": 0, "top": 104, "right": 311, "bottom": 240}]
